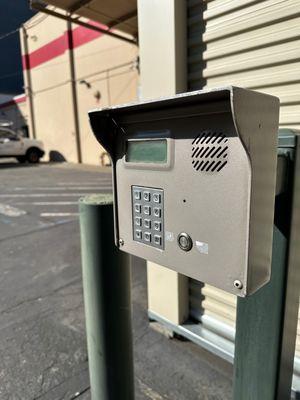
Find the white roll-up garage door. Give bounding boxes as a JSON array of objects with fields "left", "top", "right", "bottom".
[
  {"left": 187, "top": 0, "right": 300, "bottom": 392},
  {"left": 188, "top": 0, "right": 300, "bottom": 129}
]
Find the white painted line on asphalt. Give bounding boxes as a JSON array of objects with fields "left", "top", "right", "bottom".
[
  {"left": 12, "top": 186, "right": 112, "bottom": 191},
  {"left": 0, "top": 203, "right": 27, "bottom": 217},
  {"left": 138, "top": 379, "right": 166, "bottom": 400},
  {"left": 15, "top": 201, "right": 78, "bottom": 205},
  {"left": 40, "top": 212, "right": 79, "bottom": 217},
  {"left": 0, "top": 193, "right": 110, "bottom": 198},
  {"left": 57, "top": 181, "right": 111, "bottom": 185}
]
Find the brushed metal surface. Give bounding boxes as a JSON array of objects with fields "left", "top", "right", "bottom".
[{"left": 89, "top": 86, "right": 279, "bottom": 296}]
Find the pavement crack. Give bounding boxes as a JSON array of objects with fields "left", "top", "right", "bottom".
[
  {"left": 38, "top": 360, "right": 55, "bottom": 394},
  {"left": 0, "top": 218, "right": 77, "bottom": 244},
  {"left": 134, "top": 328, "right": 149, "bottom": 344},
  {"left": 0, "top": 278, "right": 82, "bottom": 316}
]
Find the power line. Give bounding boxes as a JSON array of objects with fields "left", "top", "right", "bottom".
[
  {"left": 0, "top": 28, "right": 19, "bottom": 41},
  {"left": 0, "top": 71, "right": 22, "bottom": 81}
]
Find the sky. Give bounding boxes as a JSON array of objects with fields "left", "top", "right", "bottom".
[{"left": 0, "top": 0, "right": 35, "bottom": 94}]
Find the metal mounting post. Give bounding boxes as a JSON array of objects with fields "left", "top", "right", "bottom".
[{"left": 79, "top": 194, "right": 134, "bottom": 400}]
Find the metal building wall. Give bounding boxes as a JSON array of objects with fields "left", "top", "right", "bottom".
[{"left": 187, "top": 0, "right": 300, "bottom": 391}]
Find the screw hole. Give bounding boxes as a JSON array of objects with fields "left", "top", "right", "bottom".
[
  {"left": 183, "top": 199, "right": 186, "bottom": 203},
  {"left": 234, "top": 280, "right": 243, "bottom": 289}
]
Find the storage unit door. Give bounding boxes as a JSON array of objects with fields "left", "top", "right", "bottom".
[{"left": 188, "top": 0, "right": 300, "bottom": 130}]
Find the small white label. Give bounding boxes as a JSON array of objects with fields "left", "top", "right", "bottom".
[
  {"left": 196, "top": 241, "right": 209, "bottom": 254},
  {"left": 165, "top": 231, "right": 174, "bottom": 242}
]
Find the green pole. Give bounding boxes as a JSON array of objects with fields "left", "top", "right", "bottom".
[
  {"left": 233, "top": 226, "right": 288, "bottom": 400},
  {"left": 79, "top": 194, "right": 134, "bottom": 400},
  {"left": 233, "top": 141, "right": 300, "bottom": 400}
]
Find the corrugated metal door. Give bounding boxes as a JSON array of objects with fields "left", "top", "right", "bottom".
[
  {"left": 188, "top": 0, "right": 300, "bottom": 129},
  {"left": 187, "top": 0, "right": 300, "bottom": 390}
]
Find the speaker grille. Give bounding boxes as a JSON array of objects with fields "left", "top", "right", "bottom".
[{"left": 192, "top": 131, "right": 228, "bottom": 173}]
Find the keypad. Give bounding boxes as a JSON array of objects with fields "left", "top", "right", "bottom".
[{"left": 132, "top": 186, "right": 164, "bottom": 250}]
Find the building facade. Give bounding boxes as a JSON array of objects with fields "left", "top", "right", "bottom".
[{"left": 6, "top": 10, "right": 139, "bottom": 164}]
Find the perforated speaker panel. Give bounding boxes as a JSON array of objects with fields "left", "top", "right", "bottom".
[{"left": 192, "top": 131, "right": 229, "bottom": 173}]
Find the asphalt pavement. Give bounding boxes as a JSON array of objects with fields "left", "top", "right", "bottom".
[{"left": 0, "top": 161, "right": 232, "bottom": 400}]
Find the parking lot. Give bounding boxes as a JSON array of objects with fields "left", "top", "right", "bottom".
[{"left": 0, "top": 161, "right": 232, "bottom": 400}]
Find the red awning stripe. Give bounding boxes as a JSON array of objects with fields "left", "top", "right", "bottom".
[
  {"left": 22, "top": 21, "right": 107, "bottom": 70},
  {"left": 0, "top": 94, "right": 26, "bottom": 110}
]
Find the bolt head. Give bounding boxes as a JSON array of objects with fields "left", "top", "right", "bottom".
[{"left": 234, "top": 280, "right": 243, "bottom": 290}]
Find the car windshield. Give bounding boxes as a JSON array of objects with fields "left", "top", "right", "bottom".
[{"left": 0, "top": 130, "right": 17, "bottom": 140}]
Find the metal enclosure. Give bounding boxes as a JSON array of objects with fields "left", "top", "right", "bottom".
[{"left": 89, "top": 86, "right": 279, "bottom": 296}]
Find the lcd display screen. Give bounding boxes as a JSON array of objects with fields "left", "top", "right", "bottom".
[{"left": 126, "top": 139, "right": 167, "bottom": 163}]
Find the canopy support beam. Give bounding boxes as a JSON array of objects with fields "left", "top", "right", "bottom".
[{"left": 30, "top": 1, "right": 138, "bottom": 45}]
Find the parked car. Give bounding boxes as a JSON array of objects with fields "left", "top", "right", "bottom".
[{"left": 0, "top": 127, "right": 44, "bottom": 163}]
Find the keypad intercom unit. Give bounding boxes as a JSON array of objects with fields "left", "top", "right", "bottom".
[{"left": 89, "top": 87, "right": 279, "bottom": 296}]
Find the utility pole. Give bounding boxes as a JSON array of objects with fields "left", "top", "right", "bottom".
[
  {"left": 21, "top": 26, "right": 37, "bottom": 139},
  {"left": 67, "top": 20, "right": 82, "bottom": 163}
]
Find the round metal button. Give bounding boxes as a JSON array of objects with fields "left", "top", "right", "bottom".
[{"left": 177, "top": 232, "right": 193, "bottom": 251}]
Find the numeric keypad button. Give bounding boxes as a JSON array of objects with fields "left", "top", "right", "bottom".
[
  {"left": 135, "top": 216, "right": 142, "bottom": 226},
  {"left": 134, "top": 204, "right": 141, "bottom": 213},
  {"left": 144, "top": 232, "right": 151, "bottom": 242},
  {"left": 153, "top": 193, "right": 161, "bottom": 203},
  {"left": 144, "top": 219, "right": 151, "bottom": 229},
  {"left": 135, "top": 230, "right": 142, "bottom": 240},
  {"left": 153, "top": 207, "right": 161, "bottom": 218},
  {"left": 144, "top": 205, "right": 151, "bottom": 215},
  {"left": 134, "top": 190, "right": 141, "bottom": 200},
  {"left": 153, "top": 221, "right": 161, "bottom": 232},
  {"left": 154, "top": 235, "right": 162, "bottom": 246},
  {"left": 143, "top": 191, "right": 150, "bottom": 202}
]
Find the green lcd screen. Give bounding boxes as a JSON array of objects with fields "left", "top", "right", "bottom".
[{"left": 126, "top": 139, "right": 167, "bottom": 164}]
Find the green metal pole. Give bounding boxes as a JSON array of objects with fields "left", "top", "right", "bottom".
[
  {"left": 233, "top": 226, "right": 288, "bottom": 400},
  {"left": 233, "top": 140, "right": 300, "bottom": 400},
  {"left": 79, "top": 194, "right": 134, "bottom": 400}
]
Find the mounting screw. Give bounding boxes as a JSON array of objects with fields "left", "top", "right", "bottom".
[
  {"left": 119, "top": 238, "right": 124, "bottom": 246},
  {"left": 234, "top": 280, "right": 243, "bottom": 290}
]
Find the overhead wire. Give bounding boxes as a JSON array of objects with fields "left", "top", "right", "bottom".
[
  {"left": 0, "top": 28, "right": 19, "bottom": 41},
  {"left": 0, "top": 71, "right": 22, "bottom": 81},
  {"left": 28, "top": 61, "right": 137, "bottom": 95}
]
